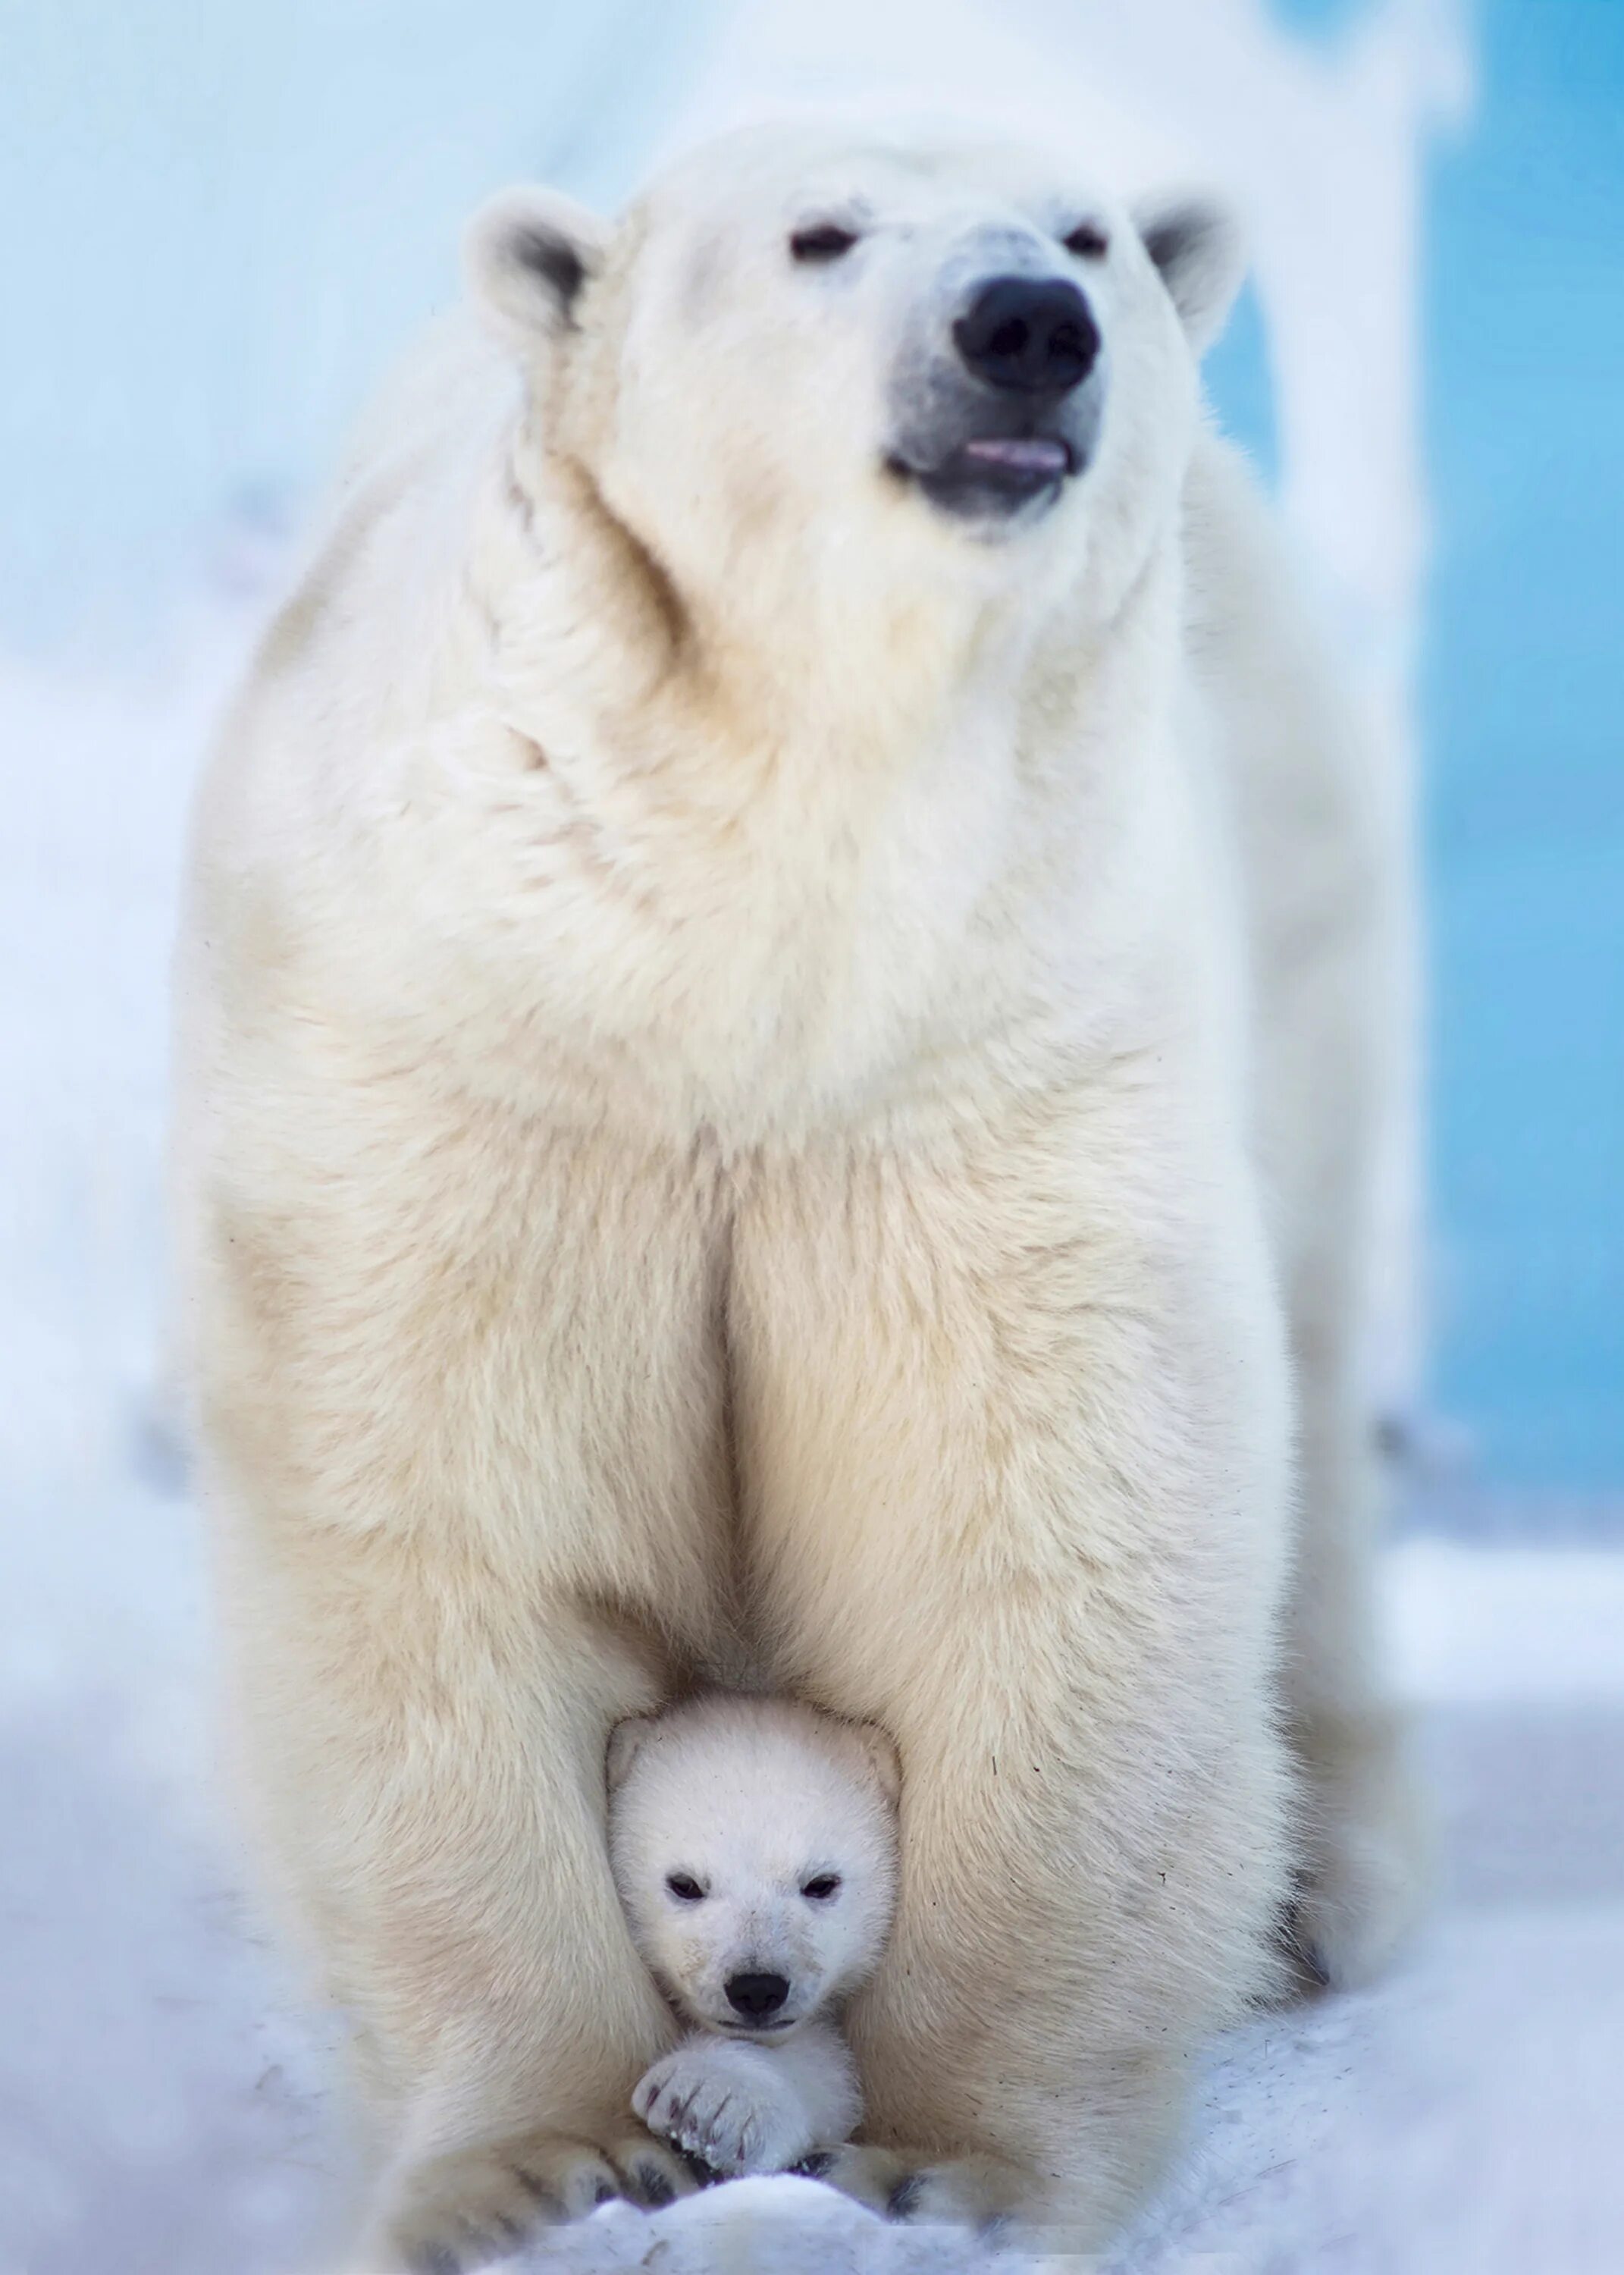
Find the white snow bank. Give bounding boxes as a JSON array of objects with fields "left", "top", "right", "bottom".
[{"left": 1387, "top": 1536, "right": 1624, "bottom": 1702}]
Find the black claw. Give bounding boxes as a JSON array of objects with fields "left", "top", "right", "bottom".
[
  {"left": 887, "top": 2172, "right": 926, "bottom": 2220},
  {"left": 791, "top": 2149, "right": 837, "bottom": 2180},
  {"left": 632, "top": 2160, "right": 676, "bottom": 2208},
  {"left": 593, "top": 2176, "right": 620, "bottom": 2205}
]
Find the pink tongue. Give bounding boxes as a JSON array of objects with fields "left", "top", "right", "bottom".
[{"left": 962, "top": 436, "right": 1068, "bottom": 474}]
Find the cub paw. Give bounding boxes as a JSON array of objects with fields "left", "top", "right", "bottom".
[{"left": 633, "top": 2044, "right": 810, "bottom": 2178}]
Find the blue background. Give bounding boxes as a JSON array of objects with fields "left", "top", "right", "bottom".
[
  {"left": 1211, "top": 0, "right": 1623, "bottom": 1492},
  {"left": 1422, "top": 0, "right": 1623, "bottom": 1489}
]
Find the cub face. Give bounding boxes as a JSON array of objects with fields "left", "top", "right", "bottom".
[
  {"left": 467, "top": 121, "right": 1243, "bottom": 626},
  {"left": 607, "top": 1696, "right": 900, "bottom": 2042}
]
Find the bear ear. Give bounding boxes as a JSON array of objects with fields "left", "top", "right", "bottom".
[
  {"left": 465, "top": 184, "right": 609, "bottom": 345},
  {"left": 848, "top": 1721, "right": 901, "bottom": 1809},
  {"left": 1133, "top": 190, "right": 1246, "bottom": 356},
  {"left": 606, "top": 1715, "right": 658, "bottom": 1794}
]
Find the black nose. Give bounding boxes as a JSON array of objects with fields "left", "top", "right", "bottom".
[
  {"left": 954, "top": 277, "right": 1100, "bottom": 397},
  {"left": 726, "top": 1971, "right": 790, "bottom": 2019}
]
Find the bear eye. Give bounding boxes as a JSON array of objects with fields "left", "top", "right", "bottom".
[
  {"left": 790, "top": 223, "right": 860, "bottom": 265},
  {"left": 801, "top": 1873, "right": 842, "bottom": 1900},
  {"left": 665, "top": 1872, "right": 706, "bottom": 1902},
  {"left": 1063, "top": 221, "right": 1110, "bottom": 259}
]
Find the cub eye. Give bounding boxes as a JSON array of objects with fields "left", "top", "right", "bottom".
[
  {"left": 801, "top": 1873, "right": 842, "bottom": 1900},
  {"left": 1063, "top": 222, "right": 1110, "bottom": 259},
  {"left": 665, "top": 1873, "right": 706, "bottom": 1902},
  {"left": 790, "top": 223, "right": 860, "bottom": 264}
]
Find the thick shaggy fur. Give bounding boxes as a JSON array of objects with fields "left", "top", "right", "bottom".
[{"left": 171, "top": 121, "right": 1426, "bottom": 2267}]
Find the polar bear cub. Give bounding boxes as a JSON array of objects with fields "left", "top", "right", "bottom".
[{"left": 607, "top": 1696, "right": 900, "bottom": 2178}]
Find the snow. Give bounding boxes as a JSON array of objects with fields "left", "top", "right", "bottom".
[
  {"left": 3, "top": 612, "right": 1619, "bottom": 2274},
  {"left": 1387, "top": 1536, "right": 1624, "bottom": 1703}
]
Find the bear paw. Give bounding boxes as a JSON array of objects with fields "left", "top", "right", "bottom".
[
  {"left": 1288, "top": 1705, "right": 1434, "bottom": 1992},
  {"left": 633, "top": 2043, "right": 814, "bottom": 2178},
  {"left": 808, "top": 2144, "right": 1026, "bottom": 2233},
  {"left": 362, "top": 2125, "right": 695, "bottom": 2271}
]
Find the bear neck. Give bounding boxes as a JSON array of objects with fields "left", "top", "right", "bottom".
[{"left": 486, "top": 430, "right": 1189, "bottom": 805}]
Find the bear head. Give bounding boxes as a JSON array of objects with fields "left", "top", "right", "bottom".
[
  {"left": 466, "top": 121, "right": 1243, "bottom": 649},
  {"left": 607, "top": 1695, "right": 900, "bottom": 2043}
]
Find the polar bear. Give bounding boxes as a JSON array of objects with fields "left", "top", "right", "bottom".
[
  {"left": 172, "top": 118, "right": 1426, "bottom": 2269},
  {"left": 607, "top": 1694, "right": 898, "bottom": 2179}
]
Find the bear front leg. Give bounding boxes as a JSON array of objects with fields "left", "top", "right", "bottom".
[
  {"left": 232, "top": 1548, "right": 704, "bottom": 2273},
  {"left": 188, "top": 1108, "right": 736, "bottom": 2270},
  {"left": 1278, "top": 1301, "right": 1433, "bottom": 1991},
  {"left": 1262, "top": 950, "right": 1432, "bottom": 1994},
  {"left": 730, "top": 1106, "right": 1296, "bottom": 2247}
]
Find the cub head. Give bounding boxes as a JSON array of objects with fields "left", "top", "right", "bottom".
[
  {"left": 607, "top": 1696, "right": 900, "bottom": 2041},
  {"left": 466, "top": 121, "right": 1244, "bottom": 635}
]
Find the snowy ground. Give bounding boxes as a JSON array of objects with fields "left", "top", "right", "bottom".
[
  {"left": 4, "top": 624, "right": 1621, "bottom": 2274},
  {"left": 5, "top": 1494, "right": 1621, "bottom": 2275}
]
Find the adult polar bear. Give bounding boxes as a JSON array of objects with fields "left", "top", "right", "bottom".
[{"left": 174, "top": 121, "right": 1424, "bottom": 2267}]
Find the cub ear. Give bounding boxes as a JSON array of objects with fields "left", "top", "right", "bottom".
[
  {"left": 1133, "top": 190, "right": 1246, "bottom": 356},
  {"left": 465, "top": 184, "right": 608, "bottom": 345},
  {"left": 849, "top": 1721, "right": 901, "bottom": 1809},
  {"left": 606, "top": 1715, "right": 658, "bottom": 1795}
]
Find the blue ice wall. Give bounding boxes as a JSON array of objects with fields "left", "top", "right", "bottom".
[
  {"left": 1259, "top": 0, "right": 1622, "bottom": 1490},
  {"left": 1423, "top": 0, "right": 1624, "bottom": 1487},
  {"left": 1269, "top": 0, "right": 1372, "bottom": 41},
  {"left": 1202, "top": 282, "right": 1281, "bottom": 490}
]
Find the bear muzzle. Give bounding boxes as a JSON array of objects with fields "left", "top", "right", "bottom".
[{"left": 885, "top": 271, "right": 1104, "bottom": 524}]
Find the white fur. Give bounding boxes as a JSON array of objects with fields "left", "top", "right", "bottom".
[
  {"left": 608, "top": 1695, "right": 895, "bottom": 2176},
  {"left": 172, "top": 118, "right": 1426, "bottom": 2270}
]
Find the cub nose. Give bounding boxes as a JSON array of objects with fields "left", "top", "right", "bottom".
[
  {"left": 954, "top": 276, "right": 1100, "bottom": 397},
  {"left": 726, "top": 1970, "right": 790, "bottom": 2019}
]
